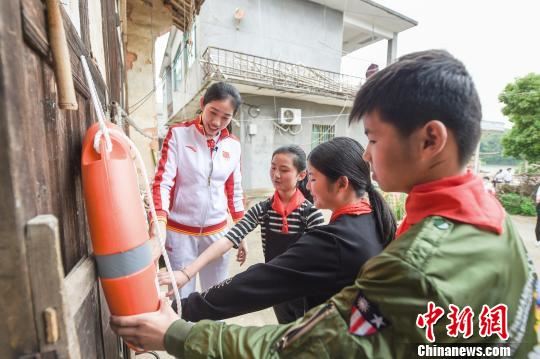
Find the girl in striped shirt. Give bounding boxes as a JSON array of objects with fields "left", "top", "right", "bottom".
[{"left": 159, "top": 145, "right": 324, "bottom": 323}]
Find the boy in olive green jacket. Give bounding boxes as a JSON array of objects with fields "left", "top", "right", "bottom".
[{"left": 111, "top": 50, "right": 538, "bottom": 358}]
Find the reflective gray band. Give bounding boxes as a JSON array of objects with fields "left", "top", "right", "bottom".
[{"left": 95, "top": 241, "right": 153, "bottom": 279}]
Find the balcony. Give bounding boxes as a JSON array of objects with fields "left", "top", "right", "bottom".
[{"left": 200, "top": 47, "right": 363, "bottom": 100}]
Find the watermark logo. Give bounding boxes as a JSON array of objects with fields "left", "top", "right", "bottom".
[
  {"left": 416, "top": 302, "right": 508, "bottom": 342},
  {"left": 416, "top": 301, "right": 445, "bottom": 342}
]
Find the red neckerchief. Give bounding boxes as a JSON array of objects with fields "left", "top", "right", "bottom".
[
  {"left": 271, "top": 189, "right": 305, "bottom": 233},
  {"left": 396, "top": 171, "right": 504, "bottom": 238},
  {"left": 330, "top": 199, "right": 372, "bottom": 223}
]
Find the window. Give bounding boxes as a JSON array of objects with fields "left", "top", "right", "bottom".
[
  {"left": 311, "top": 124, "right": 335, "bottom": 149},
  {"left": 173, "top": 48, "right": 182, "bottom": 91}
]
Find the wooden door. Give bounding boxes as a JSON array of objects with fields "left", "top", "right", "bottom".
[{"left": 0, "top": 0, "right": 126, "bottom": 357}]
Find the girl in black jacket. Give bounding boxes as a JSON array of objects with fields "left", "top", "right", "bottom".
[{"left": 162, "top": 137, "right": 396, "bottom": 323}]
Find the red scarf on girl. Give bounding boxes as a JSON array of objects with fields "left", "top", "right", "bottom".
[
  {"left": 396, "top": 172, "right": 504, "bottom": 238},
  {"left": 330, "top": 198, "right": 372, "bottom": 223},
  {"left": 271, "top": 189, "right": 305, "bottom": 233}
]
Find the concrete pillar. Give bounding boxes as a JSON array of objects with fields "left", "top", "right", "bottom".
[
  {"left": 126, "top": 0, "right": 172, "bottom": 176},
  {"left": 386, "top": 32, "right": 398, "bottom": 66}
]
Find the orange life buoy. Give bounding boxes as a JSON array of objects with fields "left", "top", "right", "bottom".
[{"left": 81, "top": 122, "right": 159, "bottom": 316}]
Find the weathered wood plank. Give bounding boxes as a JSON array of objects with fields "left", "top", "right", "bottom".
[
  {"left": 0, "top": 0, "right": 40, "bottom": 356},
  {"left": 26, "top": 215, "right": 82, "bottom": 359},
  {"left": 21, "top": 0, "right": 51, "bottom": 60},
  {"left": 3, "top": 0, "right": 128, "bottom": 357},
  {"left": 42, "top": 64, "right": 90, "bottom": 274},
  {"left": 74, "top": 286, "right": 103, "bottom": 358},
  {"left": 98, "top": 283, "right": 123, "bottom": 359},
  {"left": 79, "top": 0, "right": 91, "bottom": 50},
  {"left": 20, "top": 0, "right": 111, "bottom": 102},
  {"left": 102, "top": 0, "right": 123, "bottom": 106},
  {"left": 64, "top": 256, "right": 96, "bottom": 315},
  {"left": 23, "top": 46, "right": 53, "bottom": 215}
]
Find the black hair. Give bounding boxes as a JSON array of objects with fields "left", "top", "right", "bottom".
[
  {"left": 203, "top": 82, "right": 242, "bottom": 116},
  {"left": 308, "top": 137, "right": 396, "bottom": 247},
  {"left": 272, "top": 145, "right": 312, "bottom": 203},
  {"left": 349, "top": 49, "right": 482, "bottom": 166}
]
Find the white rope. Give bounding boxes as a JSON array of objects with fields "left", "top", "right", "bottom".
[
  {"left": 80, "top": 55, "right": 182, "bottom": 313},
  {"left": 114, "top": 102, "right": 155, "bottom": 140},
  {"left": 81, "top": 56, "right": 112, "bottom": 153}
]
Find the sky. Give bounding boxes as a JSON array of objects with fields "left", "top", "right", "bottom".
[{"left": 341, "top": 0, "right": 540, "bottom": 124}]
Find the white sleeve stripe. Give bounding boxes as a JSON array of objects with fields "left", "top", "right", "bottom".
[{"left": 307, "top": 210, "right": 323, "bottom": 220}]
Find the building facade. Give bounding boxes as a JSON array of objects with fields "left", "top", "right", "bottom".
[{"left": 159, "top": 0, "right": 417, "bottom": 192}]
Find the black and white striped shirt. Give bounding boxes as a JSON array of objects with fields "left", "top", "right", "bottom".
[{"left": 226, "top": 199, "right": 325, "bottom": 251}]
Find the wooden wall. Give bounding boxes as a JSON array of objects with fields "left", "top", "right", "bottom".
[{"left": 0, "top": 0, "right": 125, "bottom": 357}]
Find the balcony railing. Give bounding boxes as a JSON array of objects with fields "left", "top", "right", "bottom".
[{"left": 201, "top": 47, "right": 362, "bottom": 99}]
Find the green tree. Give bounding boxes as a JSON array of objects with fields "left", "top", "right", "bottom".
[
  {"left": 479, "top": 132, "right": 519, "bottom": 166},
  {"left": 499, "top": 73, "right": 540, "bottom": 163}
]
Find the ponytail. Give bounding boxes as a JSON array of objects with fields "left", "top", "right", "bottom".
[
  {"left": 367, "top": 187, "right": 396, "bottom": 247},
  {"left": 297, "top": 176, "right": 313, "bottom": 203},
  {"left": 309, "top": 137, "right": 396, "bottom": 247}
]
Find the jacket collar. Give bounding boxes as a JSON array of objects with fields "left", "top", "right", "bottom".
[
  {"left": 193, "top": 115, "right": 230, "bottom": 140},
  {"left": 396, "top": 171, "right": 504, "bottom": 238}
]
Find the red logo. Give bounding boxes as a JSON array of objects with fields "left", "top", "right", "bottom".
[
  {"left": 185, "top": 145, "right": 197, "bottom": 152},
  {"left": 446, "top": 304, "right": 474, "bottom": 339},
  {"left": 416, "top": 301, "right": 445, "bottom": 342},
  {"left": 223, "top": 151, "right": 230, "bottom": 159},
  {"left": 416, "top": 302, "right": 509, "bottom": 342},
  {"left": 479, "top": 304, "right": 508, "bottom": 340}
]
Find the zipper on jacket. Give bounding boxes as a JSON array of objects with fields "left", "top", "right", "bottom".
[
  {"left": 275, "top": 302, "right": 335, "bottom": 352},
  {"left": 207, "top": 159, "right": 214, "bottom": 186},
  {"left": 200, "top": 146, "right": 216, "bottom": 233}
]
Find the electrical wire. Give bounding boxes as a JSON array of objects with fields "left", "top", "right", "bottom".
[{"left": 129, "top": 87, "right": 157, "bottom": 113}]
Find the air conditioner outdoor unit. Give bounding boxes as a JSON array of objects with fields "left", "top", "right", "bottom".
[{"left": 279, "top": 108, "right": 302, "bottom": 125}]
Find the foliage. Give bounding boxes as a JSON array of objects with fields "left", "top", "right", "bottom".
[
  {"left": 518, "top": 163, "right": 540, "bottom": 175},
  {"left": 498, "top": 193, "right": 536, "bottom": 216},
  {"left": 381, "top": 191, "right": 407, "bottom": 221},
  {"left": 479, "top": 132, "right": 519, "bottom": 166},
  {"left": 498, "top": 73, "right": 540, "bottom": 163}
]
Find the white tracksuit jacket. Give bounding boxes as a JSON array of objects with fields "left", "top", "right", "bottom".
[{"left": 152, "top": 116, "right": 244, "bottom": 235}]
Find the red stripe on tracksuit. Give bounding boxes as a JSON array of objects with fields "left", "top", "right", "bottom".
[
  {"left": 152, "top": 126, "right": 176, "bottom": 220},
  {"left": 225, "top": 165, "right": 243, "bottom": 221}
]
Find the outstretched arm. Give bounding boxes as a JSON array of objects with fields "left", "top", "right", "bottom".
[
  {"left": 158, "top": 203, "right": 263, "bottom": 292},
  {"left": 158, "top": 236, "right": 234, "bottom": 294},
  {"left": 181, "top": 231, "right": 340, "bottom": 322}
]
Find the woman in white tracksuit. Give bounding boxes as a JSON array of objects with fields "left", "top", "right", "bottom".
[{"left": 151, "top": 82, "right": 244, "bottom": 298}]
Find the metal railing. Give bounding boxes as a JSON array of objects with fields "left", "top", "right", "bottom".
[{"left": 201, "top": 47, "right": 363, "bottom": 99}]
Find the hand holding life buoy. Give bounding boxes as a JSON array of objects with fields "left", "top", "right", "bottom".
[{"left": 110, "top": 298, "right": 179, "bottom": 352}]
